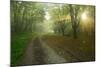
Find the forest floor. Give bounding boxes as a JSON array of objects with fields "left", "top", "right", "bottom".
[{"left": 14, "top": 35, "right": 95, "bottom": 66}]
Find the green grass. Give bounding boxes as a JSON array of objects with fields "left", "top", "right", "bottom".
[{"left": 11, "top": 33, "right": 32, "bottom": 66}]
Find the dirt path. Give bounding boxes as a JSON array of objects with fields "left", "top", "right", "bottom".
[
  {"left": 32, "top": 37, "right": 46, "bottom": 65},
  {"left": 17, "top": 39, "right": 34, "bottom": 66},
  {"left": 17, "top": 37, "right": 67, "bottom": 66},
  {"left": 40, "top": 38, "right": 67, "bottom": 64}
]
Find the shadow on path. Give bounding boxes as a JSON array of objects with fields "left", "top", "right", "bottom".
[
  {"left": 17, "top": 37, "right": 46, "bottom": 66},
  {"left": 32, "top": 37, "right": 46, "bottom": 65}
]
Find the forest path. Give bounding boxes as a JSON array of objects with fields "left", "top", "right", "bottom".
[{"left": 17, "top": 36, "right": 67, "bottom": 66}]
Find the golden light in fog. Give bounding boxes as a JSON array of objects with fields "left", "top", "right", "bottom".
[
  {"left": 45, "top": 12, "right": 50, "bottom": 20},
  {"left": 81, "top": 11, "right": 88, "bottom": 21},
  {"left": 80, "top": 11, "right": 94, "bottom": 32}
]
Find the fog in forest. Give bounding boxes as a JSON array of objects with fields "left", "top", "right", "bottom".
[{"left": 11, "top": 1, "right": 95, "bottom": 66}]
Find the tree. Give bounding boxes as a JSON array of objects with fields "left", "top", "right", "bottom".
[
  {"left": 11, "top": 1, "right": 45, "bottom": 33},
  {"left": 49, "top": 4, "right": 69, "bottom": 36},
  {"left": 69, "top": 4, "right": 84, "bottom": 38}
]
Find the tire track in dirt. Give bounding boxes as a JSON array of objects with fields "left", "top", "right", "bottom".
[{"left": 16, "top": 37, "right": 67, "bottom": 66}]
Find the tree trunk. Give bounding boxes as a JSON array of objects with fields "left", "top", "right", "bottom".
[
  {"left": 69, "top": 5, "right": 78, "bottom": 38},
  {"left": 72, "top": 24, "right": 77, "bottom": 38}
]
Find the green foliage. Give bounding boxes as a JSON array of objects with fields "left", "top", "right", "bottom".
[
  {"left": 11, "top": 33, "right": 31, "bottom": 65},
  {"left": 11, "top": 1, "right": 45, "bottom": 33}
]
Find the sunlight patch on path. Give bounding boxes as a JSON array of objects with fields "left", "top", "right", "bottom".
[{"left": 40, "top": 38, "right": 67, "bottom": 64}]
